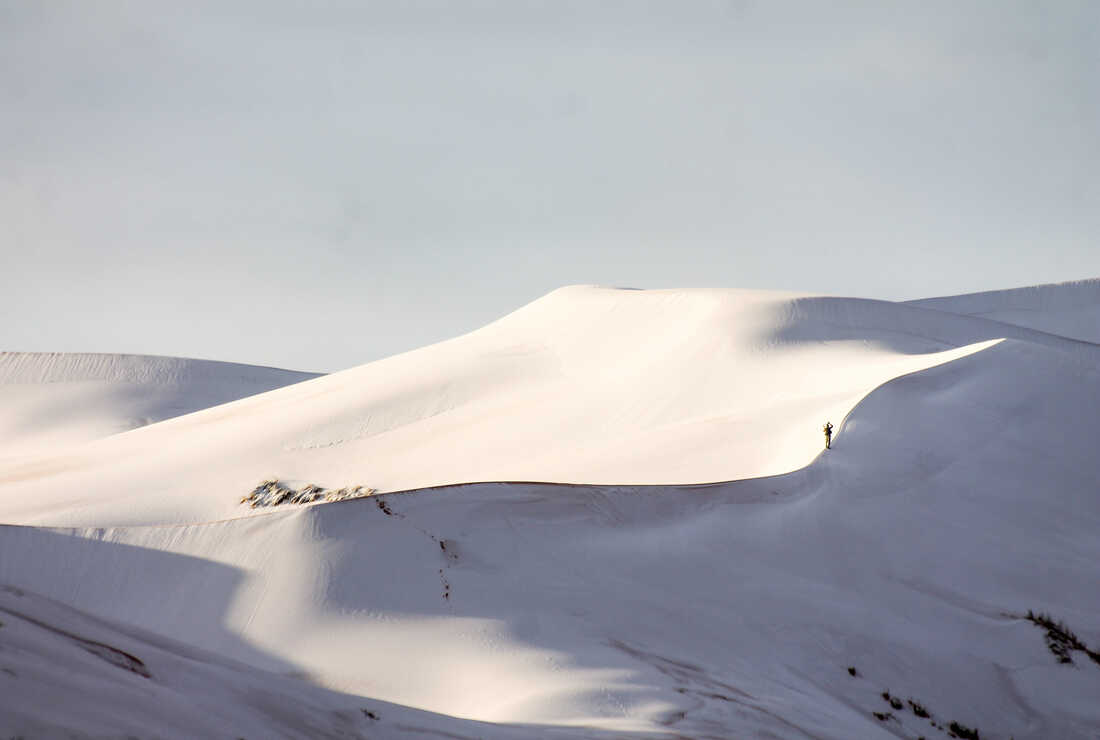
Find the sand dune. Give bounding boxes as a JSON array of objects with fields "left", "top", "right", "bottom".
[
  {"left": 0, "top": 352, "right": 318, "bottom": 460},
  {"left": 0, "top": 288, "right": 1021, "bottom": 526},
  {"left": 2, "top": 282, "right": 1099, "bottom": 738},
  {"left": 908, "top": 277, "right": 1100, "bottom": 344}
]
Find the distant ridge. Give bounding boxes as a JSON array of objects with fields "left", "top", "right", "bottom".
[
  {"left": 0, "top": 352, "right": 318, "bottom": 385},
  {"left": 906, "top": 277, "right": 1100, "bottom": 344},
  {"left": 0, "top": 352, "right": 320, "bottom": 457}
]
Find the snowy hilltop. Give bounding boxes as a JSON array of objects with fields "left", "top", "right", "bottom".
[{"left": 1, "top": 279, "right": 1099, "bottom": 739}]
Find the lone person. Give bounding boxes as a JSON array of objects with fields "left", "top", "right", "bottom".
[{"left": 823, "top": 421, "right": 834, "bottom": 450}]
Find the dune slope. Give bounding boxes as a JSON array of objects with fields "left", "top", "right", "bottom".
[
  {"left": 0, "top": 584, "right": 628, "bottom": 740},
  {"left": 0, "top": 287, "right": 1057, "bottom": 526},
  {"left": 1, "top": 284, "right": 1098, "bottom": 738},
  {"left": 0, "top": 352, "right": 319, "bottom": 459},
  {"left": 907, "top": 277, "right": 1100, "bottom": 344}
]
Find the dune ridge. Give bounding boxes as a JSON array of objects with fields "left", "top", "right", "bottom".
[
  {"left": 2, "top": 281, "right": 1099, "bottom": 738},
  {"left": 0, "top": 351, "right": 319, "bottom": 459}
]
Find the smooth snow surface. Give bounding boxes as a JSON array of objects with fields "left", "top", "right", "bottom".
[
  {"left": 0, "top": 352, "right": 318, "bottom": 459},
  {"left": 0, "top": 585, "right": 609, "bottom": 739},
  {"left": 908, "top": 277, "right": 1100, "bottom": 344},
  {"left": 0, "top": 288, "right": 1014, "bottom": 526},
  {"left": 2, "top": 283, "right": 1099, "bottom": 739}
]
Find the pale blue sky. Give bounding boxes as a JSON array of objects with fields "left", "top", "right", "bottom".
[{"left": 3, "top": 1, "right": 1098, "bottom": 371}]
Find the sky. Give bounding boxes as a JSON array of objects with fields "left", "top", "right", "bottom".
[{"left": 3, "top": 1, "right": 1098, "bottom": 372}]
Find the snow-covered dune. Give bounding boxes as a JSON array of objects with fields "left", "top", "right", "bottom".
[
  {"left": 907, "top": 277, "right": 1100, "bottom": 344},
  {"left": 1, "top": 332, "right": 1097, "bottom": 738},
  {"left": 0, "top": 352, "right": 319, "bottom": 459},
  {"left": 0, "top": 584, "right": 603, "bottom": 739},
  {"left": 0, "top": 287, "right": 1040, "bottom": 526},
  {"left": 1, "top": 284, "right": 1098, "bottom": 738}
]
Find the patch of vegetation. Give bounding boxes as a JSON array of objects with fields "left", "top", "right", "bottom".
[
  {"left": 361, "top": 709, "right": 379, "bottom": 720},
  {"left": 1023, "top": 609, "right": 1100, "bottom": 666},
  {"left": 854, "top": 675, "right": 987, "bottom": 739},
  {"left": 850, "top": 608, "right": 1100, "bottom": 738},
  {"left": 241, "top": 479, "right": 375, "bottom": 508},
  {"left": 948, "top": 720, "right": 979, "bottom": 739}
]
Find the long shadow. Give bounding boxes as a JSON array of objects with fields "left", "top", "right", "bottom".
[
  {"left": 0, "top": 526, "right": 671, "bottom": 739},
  {"left": 0, "top": 524, "right": 299, "bottom": 675}
]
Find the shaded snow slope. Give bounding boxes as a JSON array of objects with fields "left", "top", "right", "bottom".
[
  {"left": 0, "top": 352, "right": 319, "bottom": 459},
  {"left": 0, "top": 585, "right": 626, "bottom": 740},
  {"left": 908, "top": 277, "right": 1100, "bottom": 344}
]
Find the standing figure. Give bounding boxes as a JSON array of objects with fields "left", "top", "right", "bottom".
[{"left": 823, "top": 421, "right": 833, "bottom": 450}]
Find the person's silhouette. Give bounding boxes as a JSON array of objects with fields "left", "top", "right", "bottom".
[{"left": 823, "top": 421, "right": 834, "bottom": 450}]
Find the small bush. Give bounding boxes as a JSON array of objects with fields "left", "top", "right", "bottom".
[
  {"left": 908, "top": 699, "right": 930, "bottom": 718},
  {"left": 241, "top": 479, "right": 376, "bottom": 508},
  {"left": 1023, "top": 609, "right": 1097, "bottom": 666},
  {"left": 880, "top": 691, "right": 903, "bottom": 710},
  {"left": 847, "top": 666, "right": 858, "bottom": 677},
  {"left": 949, "top": 720, "right": 980, "bottom": 739}
]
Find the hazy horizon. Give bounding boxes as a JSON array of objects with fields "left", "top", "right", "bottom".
[{"left": 4, "top": 1, "right": 1098, "bottom": 372}]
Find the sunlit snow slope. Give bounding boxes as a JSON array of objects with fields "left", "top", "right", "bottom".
[
  {"left": 0, "top": 288, "right": 1021, "bottom": 526},
  {"left": 0, "top": 352, "right": 319, "bottom": 459},
  {"left": 1, "top": 283, "right": 1099, "bottom": 739}
]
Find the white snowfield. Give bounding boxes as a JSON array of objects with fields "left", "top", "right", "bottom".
[
  {"left": 1, "top": 280, "right": 1099, "bottom": 739},
  {"left": 0, "top": 352, "right": 319, "bottom": 460}
]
